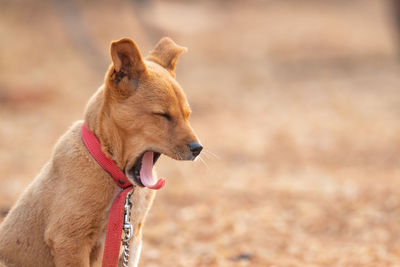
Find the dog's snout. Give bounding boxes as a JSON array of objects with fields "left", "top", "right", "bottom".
[{"left": 188, "top": 142, "right": 203, "bottom": 157}]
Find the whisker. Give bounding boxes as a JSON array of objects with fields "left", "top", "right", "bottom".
[
  {"left": 202, "top": 149, "right": 220, "bottom": 160},
  {"left": 198, "top": 155, "right": 210, "bottom": 170},
  {"left": 201, "top": 152, "right": 214, "bottom": 161}
]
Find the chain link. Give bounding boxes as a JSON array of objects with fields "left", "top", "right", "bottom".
[{"left": 122, "top": 190, "right": 133, "bottom": 267}]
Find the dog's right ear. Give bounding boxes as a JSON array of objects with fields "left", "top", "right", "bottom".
[
  {"left": 147, "top": 37, "right": 187, "bottom": 78},
  {"left": 110, "top": 38, "right": 146, "bottom": 82}
]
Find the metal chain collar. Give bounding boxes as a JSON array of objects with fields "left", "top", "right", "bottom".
[{"left": 122, "top": 190, "right": 133, "bottom": 267}]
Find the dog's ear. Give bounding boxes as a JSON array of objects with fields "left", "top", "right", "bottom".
[
  {"left": 110, "top": 38, "right": 146, "bottom": 80},
  {"left": 147, "top": 37, "right": 187, "bottom": 78}
]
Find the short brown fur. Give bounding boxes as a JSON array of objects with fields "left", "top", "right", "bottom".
[{"left": 0, "top": 37, "right": 201, "bottom": 267}]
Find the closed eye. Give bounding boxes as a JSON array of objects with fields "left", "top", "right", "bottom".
[{"left": 153, "top": 112, "right": 172, "bottom": 121}]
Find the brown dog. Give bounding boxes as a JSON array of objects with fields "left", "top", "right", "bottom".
[{"left": 0, "top": 37, "right": 202, "bottom": 267}]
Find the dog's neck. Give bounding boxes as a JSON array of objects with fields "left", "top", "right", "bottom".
[{"left": 84, "top": 85, "right": 126, "bottom": 170}]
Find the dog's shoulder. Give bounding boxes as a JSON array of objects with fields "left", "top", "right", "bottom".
[{"left": 51, "top": 120, "right": 86, "bottom": 162}]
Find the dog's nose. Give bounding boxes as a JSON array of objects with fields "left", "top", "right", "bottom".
[{"left": 188, "top": 142, "right": 203, "bottom": 157}]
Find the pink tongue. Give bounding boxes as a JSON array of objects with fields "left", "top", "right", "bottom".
[{"left": 140, "top": 151, "right": 165, "bottom": 190}]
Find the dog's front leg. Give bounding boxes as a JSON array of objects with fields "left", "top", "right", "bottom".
[
  {"left": 118, "top": 233, "right": 143, "bottom": 267},
  {"left": 128, "top": 233, "right": 143, "bottom": 267}
]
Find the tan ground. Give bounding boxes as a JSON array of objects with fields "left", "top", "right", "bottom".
[{"left": 1, "top": 0, "right": 400, "bottom": 266}]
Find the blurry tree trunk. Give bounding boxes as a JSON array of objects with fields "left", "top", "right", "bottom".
[
  {"left": 52, "top": 0, "right": 106, "bottom": 76},
  {"left": 129, "top": 0, "right": 166, "bottom": 44},
  {"left": 52, "top": 0, "right": 166, "bottom": 74},
  {"left": 393, "top": 0, "right": 400, "bottom": 51}
]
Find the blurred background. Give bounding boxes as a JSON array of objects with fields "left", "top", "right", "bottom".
[{"left": 1, "top": 0, "right": 400, "bottom": 266}]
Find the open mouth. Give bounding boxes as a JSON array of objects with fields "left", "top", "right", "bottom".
[{"left": 127, "top": 151, "right": 165, "bottom": 190}]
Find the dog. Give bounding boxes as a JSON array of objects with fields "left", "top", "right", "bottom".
[{"left": 0, "top": 37, "right": 202, "bottom": 267}]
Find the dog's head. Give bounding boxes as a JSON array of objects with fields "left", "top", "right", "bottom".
[{"left": 99, "top": 37, "right": 202, "bottom": 189}]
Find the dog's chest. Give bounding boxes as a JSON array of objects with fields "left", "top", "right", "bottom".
[{"left": 128, "top": 187, "right": 156, "bottom": 233}]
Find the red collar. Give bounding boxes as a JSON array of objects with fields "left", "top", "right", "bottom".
[
  {"left": 81, "top": 122, "right": 132, "bottom": 267},
  {"left": 81, "top": 123, "right": 131, "bottom": 188}
]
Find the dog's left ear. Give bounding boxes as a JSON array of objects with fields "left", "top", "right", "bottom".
[
  {"left": 110, "top": 38, "right": 146, "bottom": 80},
  {"left": 147, "top": 37, "right": 187, "bottom": 78}
]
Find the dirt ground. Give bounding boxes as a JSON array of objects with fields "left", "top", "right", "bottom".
[{"left": 1, "top": 0, "right": 400, "bottom": 266}]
